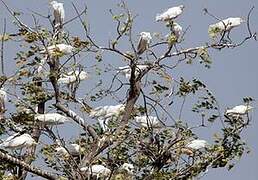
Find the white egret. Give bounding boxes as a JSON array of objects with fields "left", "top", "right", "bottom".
[
  {"left": 137, "top": 32, "right": 152, "bottom": 55},
  {"left": 156, "top": 5, "right": 185, "bottom": 22},
  {"left": 90, "top": 104, "right": 125, "bottom": 131},
  {"left": 0, "top": 89, "right": 7, "bottom": 103},
  {"left": 80, "top": 165, "right": 111, "bottom": 179},
  {"left": 90, "top": 104, "right": 125, "bottom": 119},
  {"left": 208, "top": 17, "right": 244, "bottom": 38},
  {"left": 50, "top": 1, "right": 65, "bottom": 27},
  {"left": 0, "top": 89, "right": 7, "bottom": 118},
  {"left": 0, "top": 133, "right": 36, "bottom": 149},
  {"left": 186, "top": 139, "right": 208, "bottom": 150},
  {"left": 117, "top": 65, "right": 148, "bottom": 79},
  {"left": 55, "top": 143, "right": 80, "bottom": 156},
  {"left": 172, "top": 22, "right": 183, "bottom": 40},
  {"left": 35, "top": 113, "right": 70, "bottom": 125},
  {"left": 37, "top": 57, "right": 47, "bottom": 74},
  {"left": 226, "top": 104, "right": 253, "bottom": 115},
  {"left": 135, "top": 116, "right": 161, "bottom": 128},
  {"left": 58, "top": 70, "right": 89, "bottom": 84},
  {"left": 40, "top": 44, "right": 75, "bottom": 56},
  {"left": 120, "top": 163, "right": 134, "bottom": 175}
]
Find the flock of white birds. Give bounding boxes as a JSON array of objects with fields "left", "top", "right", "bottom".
[{"left": 0, "top": 1, "right": 251, "bottom": 178}]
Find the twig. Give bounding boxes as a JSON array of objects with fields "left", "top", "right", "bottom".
[
  {"left": 0, "top": 151, "right": 58, "bottom": 180},
  {"left": 0, "top": 18, "right": 6, "bottom": 75}
]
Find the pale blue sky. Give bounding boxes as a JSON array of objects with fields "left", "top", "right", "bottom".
[{"left": 0, "top": 0, "right": 258, "bottom": 179}]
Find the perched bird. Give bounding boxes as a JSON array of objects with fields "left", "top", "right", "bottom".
[
  {"left": 37, "top": 57, "right": 47, "bottom": 74},
  {"left": 171, "top": 22, "right": 183, "bottom": 40},
  {"left": 0, "top": 88, "right": 7, "bottom": 120},
  {"left": 186, "top": 139, "right": 208, "bottom": 150},
  {"left": 117, "top": 65, "right": 148, "bottom": 79},
  {"left": 0, "top": 133, "right": 36, "bottom": 149},
  {"left": 135, "top": 116, "right": 161, "bottom": 128},
  {"left": 50, "top": 1, "right": 65, "bottom": 27},
  {"left": 120, "top": 163, "right": 135, "bottom": 175},
  {"left": 90, "top": 104, "right": 125, "bottom": 119},
  {"left": 156, "top": 5, "right": 185, "bottom": 22},
  {"left": 80, "top": 165, "right": 111, "bottom": 179},
  {"left": 208, "top": 17, "right": 244, "bottom": 38},
  {"left": 137, "top": 32, "right": 152, "bottom": 55},
  {"left": 40, "top": 44, "right": 75, "bottom": 56},
  {"left": 58, "top": 70, "right": 89, "bottom": 84},
  {"left": 55, "top": 143, "right": 80, "bottom": 156},
  {"left": 225, "top": 104, "right": 253, "bottom": 115},
  {"left": 35, "top": 113, "right": 70, "bottom": 125},
  {"left": 0, "top": 89, "right": 7, "bottom": 103},
  {"left": 90, "top": 104, "right": 125, "bottom": 132}
]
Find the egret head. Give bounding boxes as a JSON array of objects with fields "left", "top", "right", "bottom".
[
  {"left": 49, "top": 0, "right": 58, "bottom": 6},
  {"left": 239, "top": 17, "right": 245, "bottom": 23},
  {"left": 121, "top": 163, "right": 134, "bottom": 174},
  {"left": 140, "top": 32, "right": 152, "bottom": 42},
  {"left": 79, "top": 71, "right": 89, "bottom": 80},
  {"left": 179, "top": 5, "right": 185, "bottom": 10}
]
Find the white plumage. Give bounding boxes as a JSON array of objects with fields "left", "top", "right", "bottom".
[
  {"left": 156, "top": 5, "right": 185, "bottom": 22},
  {"left": 35, "top": 113, "right": 70, "bottom": 125},
  {"left": 55, "top": 143, "right": 80, "bottom": 156},
  {"left": 90, "top": 104, "right": 125, "bottom": 132},
  {"left": 135, "top": 116, "right": 161, "bottom": 128},
  {"left": 137, "top": 32, "right": 152, "bottom": 55},
  {"left": 80, "top": 165, "right": 111, "bottom": 179},
  {"left": 90, "top": 104, "right": 125, "bottom": 119},
  {"left": 41, "top": 44, "right": 75, "bottom": 55},
  {"left": 0, "top": 89, "right": 7, "bottom": 103},
  {"left": 172, "top": 22, "right": 183, "bottom": 40},
  {"left": 118, "top": 65, "right": 148, "bottom": 79},
  {"left": 50, "top": 1, "right": 65, "bottom": 26},
  {"left": 121, "top": 163, "right": 134, "bottom": 174},
  {"left": 186, "top": 139, "right": 208, "bottom": 150},
  {"left": 58, "top": 70, "right": 89, "bottom": 84},
  {"left": 37, "top": 57, "right": 47, "bottom": 74},
  {"left": 226, "top": 105, "right": 253, "bottom": 115},
  {"left": 209, "top": 17, "right": 244, "bottom": 32},
  {"left": 0, "top": 133, "right": 36, "bottom": 149}
]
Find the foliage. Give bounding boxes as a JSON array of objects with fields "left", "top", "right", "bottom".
[{"left": 0, "top": 1, "right": 256, "bottom": 180}]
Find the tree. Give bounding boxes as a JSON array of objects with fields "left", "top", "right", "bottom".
[{"left": 0, "top": 1, "right": 256, "bottom": 179}]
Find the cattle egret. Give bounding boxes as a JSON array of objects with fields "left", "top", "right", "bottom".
[
  {"left": 90, "top": 104, "right": 125, "bottom": 131},
  {"left": 37, "top": 57, "right": 47, "bottom": 74},
  {"left": 135, "top": 116, "right": 161, "bottom": 128},
  {"left": 118, "top": 65, "right": 148, "bottom": 79},
  {"left": 121, "top": 163, "right": 134, "bottom": 175},
  {"left": 0, "top": 89, "right": 7, "bottom": 118},
  {"left": 80, "top": 165, "right": 111, "bottom": 179},
  {"left": 0, "top": 89, "right": 7, "bottom": 103},
  {"left": 40, "top": 44, "right": 75, "bottom": 55},
  {"left": 55, "top": 143, "right": 80, "bottom": 156},
  {"left": 226, "top": 105, "right": 253, "bottom": 115},
  {"left": 35, "top": 113, "right": 70, "bottom": 125},
  {"left": 50, "top": 1, "right": 65, "bottom": 27},
  {"left": 172, "top": 22, "right": 183, "bottom": 40},
  {"left": 0, "top": 133, "right": 36, "bottom": 149},
  {"left": 58, "top": 70, "right": 89, "bottom": 84},
  {"left": 90, "top": 104, "right": 125, "bottom": 119},
  {"left": 137, "top": 32, "right": 152, "bottom": 55},
  {"left": 208, "top": 17, "right": 244, "bottom": 38},
  {"left": 186, "top": 139, "right": 208, "bottom": 150},
  {"left": 156, "top": 5, "right": 185, "bottom": 22}
]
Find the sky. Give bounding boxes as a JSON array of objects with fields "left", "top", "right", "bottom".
[{"left": 0, "top": 0, "right": 258, "bottom": 179}]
